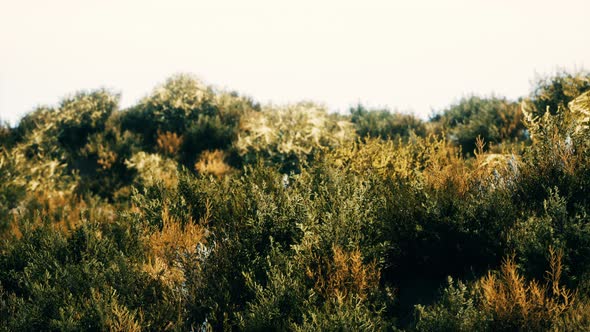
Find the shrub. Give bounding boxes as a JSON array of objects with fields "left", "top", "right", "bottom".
[
  {"left": 236, "top": 102, "right": 355, "bottom": 172},
  {"left": 194, "top": 149, "right": 233, "bottom": 178},
  {"left": 3, "top": 71, "right": 590, "bottom": 331},
  {"left": 433, "top": 96, "right": 527, "bottom": 155},
  {"left": 350, "top": 104, "right": 426, "bottom": 140},
  {"left": 529, "top": 70, "right": 590, "bottom": 118},
  {"left": 415, "top": 249, "right": 579, "bottom": 332},
  {"left": 415, "top": 277, "right": 488, "bottom": 332},
  {"left": 120, "top": 75, "right": 257, "bottom": 167},
  {"left": 156, "top": 130, "right": 183, "bottom": 156},
  {"left": 479, "top": 250, "right": 574, "bottom": 331},
  {"left": 125, "top": 152, "right": 179, "bottom": 189}
]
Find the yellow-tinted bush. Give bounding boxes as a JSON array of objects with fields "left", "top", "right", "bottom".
[
  {"left": 307, "top": 246, "right": 381, "bottom": 303},
  {"left": 125, "top": 152, "right": 178, "bottom": 188},
  {"left": 194, "top": 149, "right": 233, "bottom": 177},
  {"left": 143, "top": 203, "right": 209, "bottom": 299},
  {"left": 479, "top": 248, "right": 574, "bottom": 330},
  {"left": 236, "top": 102, "right": 354, "bottom": 170},
  {"left": 156, "top": 130, "right": 183, "bottom": 156},
  {"left": 147, "top": 204, "right": 208, "bottom": 262}
]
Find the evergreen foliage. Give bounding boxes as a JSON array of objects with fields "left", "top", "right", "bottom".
[{"left": 1, "top": 71, "right": 590, "bottom": 330}]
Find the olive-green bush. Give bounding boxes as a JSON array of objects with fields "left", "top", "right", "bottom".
[{"left": 2, "top": 71, "right": 590, "bottom": 331}]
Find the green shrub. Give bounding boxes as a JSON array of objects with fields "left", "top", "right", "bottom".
[
  {"left": 350, "top": 104, "right": 426, "bottom": 140},
  {"left": 120, "top": 74, "right": 258, "bottom": 167},
  {"left": 529, "top": 70, "right": 590, "bottom": 118},
  {"left": 415, "top": 277, "right": 488, "bottom": 332},
  {"left": 433, "top": 96, "right": 527, "bottom": 155}
]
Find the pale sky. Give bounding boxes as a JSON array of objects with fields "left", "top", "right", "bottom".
[{"left": 1, "top": 0, "right": 589, "bottom": 124}]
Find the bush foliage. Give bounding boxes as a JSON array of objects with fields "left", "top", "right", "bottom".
[{"left": 2, "top": 71, "right": 590, "bottom": 330}]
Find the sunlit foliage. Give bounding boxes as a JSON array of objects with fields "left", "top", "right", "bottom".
[{"left": 236, "top": 102, "right": 354, "bottom": 172}]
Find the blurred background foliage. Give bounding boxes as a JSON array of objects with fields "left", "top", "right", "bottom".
[{"left": 2, "top": 71, "right": 590, "bottom": 330}]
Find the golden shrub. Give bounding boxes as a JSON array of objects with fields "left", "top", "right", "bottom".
[
  {"left": 143, "top": 204, "right": 209, "bottom": 287},
  {"left": 236, "top": 103, "right": 355, "bottom": 160},
  {"left": 148, "top": 205, "right": 208, "bottom": 260},
  {"left": 328, "top": 138, "right": 414, "bottom": 180},
  {"left": 479, "top": 248, "right": 575, "bottom": 329},
  {"left": 3, "top": 191, "right": 118, "bottom": 242},
  {"left": 569, "top": 90, "right": 590, "bottom": 133},
  {"left": 422, "top": 137, "right": 469, "bottom": 195},
  {"left": 88, "top": 288, "right": 143, "bottom": 332},
  {"left": 141, "top": 256, "right": 185, "bottom": 290},
  {"left": 307, "top": 246, "right": 381, "bottom": 303},
  {"left": 156, "top": 130, "right": 183, "bottom": 156},
  {"left": 145, "top": 74, "right": 211, "bottom": 113},
  {"left": 194, "top": 149, "right": 233, "bottom": 178},
  {"left": 557, "top": 299, "right": 590, "bottom": 331},
  {"left": 328, "top": 134, "right": 474, "bottom": 196}
]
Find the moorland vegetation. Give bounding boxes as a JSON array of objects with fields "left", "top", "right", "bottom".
[{"left": 1, "top": 70, "right": 590, "bottom": 331}]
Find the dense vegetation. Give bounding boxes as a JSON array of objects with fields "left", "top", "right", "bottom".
[{"left": 1, "top": 70, "right": 590, "bottom": 331}]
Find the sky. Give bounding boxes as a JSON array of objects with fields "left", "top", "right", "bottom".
[{"left": 1, "top": 0, "right": 589, "bottom": 124}]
